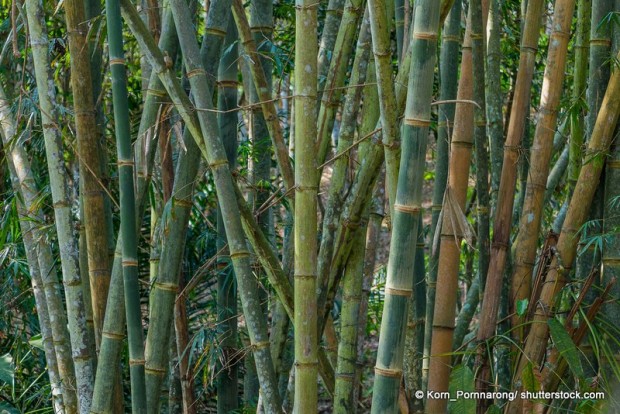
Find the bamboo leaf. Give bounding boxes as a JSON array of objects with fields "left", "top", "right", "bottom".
[
  {"left": 548, "top": 318, "right": 584, "bottom": 380},
  {"left": 0, "top": 353, "right": 13, "bottom": 385},
  {"left": 521, "top": 361, "right": 540, "bottom": 393},
  {"left": 485, "top": 405, "right": 502, "bottom": 414},
  {"left": 448, "top": 364, "right": 475, "bottom": 414},
  {"left": 28, "top": 334, "right": 44, "bottom": 351},
  {"left": 516, "top": 299, "right": 529, "bottom": 317}
]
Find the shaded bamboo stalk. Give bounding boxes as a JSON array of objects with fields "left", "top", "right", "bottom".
[
  {"left": 0, "top": 85, "right": 79, "bottom": 414},
  {"left": 508, "top": 47, "right": 620, "bottom": 413},
  {"left": 64, "top": 0, "right": 111, "bottom": 350},
  {"left": 370, "top": 1, "right": 440, "bottom": 412},
  {"left": 510, "top": 0, "right": 577, "bottom": 341},
  {"left": 423, "top": 0, "right": 461, "bottom": 390},
  {"left": 368, "top": 0, "right": 400, "bottom": 208},
  {"left": 486, "top": 0, "right": 504, "bottom": 208},
  {"left": 318, "top": 0, "right": 346, "bottom": 102},
  {"left": 427, "top": 2, "right": 483, "bottom": 410},
  {"left": 315, "top": 0, "right": 366, "bottom": 165},
  {"left": 334, "top": 211, "right": 368, "bottom": 413},
  {"left": 216, "top": 20, "right": 239, "bottom": 414}
]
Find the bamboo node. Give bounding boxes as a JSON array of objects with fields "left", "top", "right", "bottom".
[
  {"left": 117, "top": 159, "right": 135, "bottom": 167},
  {"left": 590, "top": 38, "right": 612, "bottom": 46},
  {"left": 252, "top": 341, "right": 270, "bottom": 350},
  {"left": 144, "top": 366, "right": 167, "bottom": 375},
  {"left": 122, "top": 259, "right": 139, "bottom": 267},
  {"left": 404, "top": 117, "right": 431, "bottom": 127},
  {"left": 102, "top": 330, "right": 125, "bottom": 340},
  {"left": 374, "top": 367, "right": 402, "bottom": 378},
  {"left": 218, "top": 80, "right": 239, "bottom": 88},
  {"left": 476, "top": 206, "right": 489, "bottom": 214},
  {"left": 187, "top": 68, "right": 206, "bottom": 79},
  {"left": 335, "top": 373, "right": 355, "bottom": 382},
  {"left": 431, "top": 204, "right": 442, "bottom": 211},
  {"left": 343, "top": 219, "right": 360, "bottom": 229},
  {"left": 52, "top": 200, "right": 71, "bottom": 209},
  {"left": 385, "top": 286, "right": 413, "bottom": 297},
  {"left": 173, "top": 198, "right": 193, "bottom": 208},
  {"left": 209, "top": 159, "right": 229, "bottom": 169},
  {"left": 602, "top": 257, "right": 620, "bottom": 266},
  {"left": 470, "top": 34, "right": 484, "bottom": 41},
  {"left": 153, "top": 281, "right": 178, "bottom": 292},
  {"left": 146, "top": 89, "right": 167, "bottom": 97},
  {"left": 295, "top": 274, "right": 316, "bottom": 280},
  {"left": 109, "top": 58, "right": 126, "bottom": 66},
  {"left": 129, "top": 358, "right": 146, "bottom": 366},
  {"left": 475, "top": 120, "right": 487, "bottom": 127},
  {"left": 230, "top": 251, "right": 251, "bottom": 259},
  {"left": 250, "top": 26, "right": 273, "bottom": 33},
  {"left": 204, "top": 27, "right": 227, "bottom": 36},
  {"left": 414, "top": 31, "right": 438, "bottom": 41},
  {"left": 442, "top": 35, "right": 460, "bottom": 43},
  {"left": 294, "top": 361, "right": 319, "bottom": 367},
  {"left": 606, "top": 160, "right": 620, "bottom": 168},
  {"left": 394, "top": 203, "right": 421, "bottom": 214},
  {"left": 451, "top": 140, "right": 473, "bottom": 149}
]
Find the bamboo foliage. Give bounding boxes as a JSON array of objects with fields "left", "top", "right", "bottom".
[{"left": 370, "top": 1, "right": 440, "bottom": 412}]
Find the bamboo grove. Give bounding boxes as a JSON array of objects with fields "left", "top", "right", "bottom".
[{"left": 3, "top": 0, "right": 620, "bottom": 413}]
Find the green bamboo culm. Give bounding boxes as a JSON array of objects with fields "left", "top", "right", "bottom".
[
  {"left": 105, "top": 0, "right": 147, "bottom": 411},
  {"left": 370, "top": 1, "right": 440, "bottom": 412},
  {"left": 294, "top": 0, "right": 319, "bottom": 409},
  {"left": 216, "top": 21, "right": 239, "bottom": 414}
]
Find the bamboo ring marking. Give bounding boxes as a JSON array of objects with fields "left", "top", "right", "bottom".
[
  {"left": 205, "top": 28, "right": 227, "bottom": 36},
  {"left": 230, "top": 251, "right": 251, "bottom": 259},
  {"left": 187, "top": 68, "right": 206, "bottom": 78},
  {"left": 374, "top": 367, "right": 402, "bottom": 378},
  {"left": 110, "top": 58, "right": 125, "bottom": 65},
  {"left": 173, "top": 198, "right": 193, "bottom": 208},
  {"left": 117, "top": 159, "right": 135, "bottom": 167},
  {"left": 385, "top": 286, "right": 413, "bottom": 297},
  {"left": 129, "top": 358, "right": 146, "bottom": 366},
  {"left": 153, "top": 282, "right": 178, "bottom": 292},
  {"left": 394, "top": 203, "right": 421, "bottom": 213},
  {"left": 102, "top": 330, "right": 125, "bottom": 340},
  {"left": 414, "top": 32, "right": 438, "bottom": 41},
  {"left": 122, "top": 259, "right": 139, "bottom": 267},
  {"left": 404, "top": 117, "right": 431, "bottom": 127},
  {"left": 606, "top": 160, "right": 620, "bottom": 168},
  {"left": 209, "top": 159, "right": 229, "bottom": 169},
  {"left": 252, "top": 341, "right": 271, "bottom": 350}
]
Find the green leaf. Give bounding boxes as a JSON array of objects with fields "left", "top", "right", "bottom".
[
  {"left": 0, "top": 401, "right": 20, "bottom": 414},
  {"left": 0, "top": 353, "right": 14, "bottom": 385},
  {"left": 29, "top": 334, "right": 44, "bottom": 351},
  {"left": 485, "top": 405, "right": 502, "bottom": 414},
  {"left": 516, "top": 299, "right": 529, "bottom": 317},
  {"left": 521, "top": 362, "right": 540, "bottom": 393},
  {"left": 548, "top": 318, "right": 584, "bottom": 380},
  {"left": 448, "top": 364, "right": 475, "bottom": 414}
]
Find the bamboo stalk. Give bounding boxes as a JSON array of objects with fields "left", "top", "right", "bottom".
[
  {"left": 371, "top": 1, "right": 440, "bottom": 412},
  {"left": 510, "top": 0, "right": 577, "bottom": 343},
  {"left": 64, "top": 0, "right": 112, "bottom": 350},
  {"left": 293, "top": 0, "right": 319, "bottom": 407},
  {"left": 318, "top": 0, "right": 346, "bottom": 102},
  {"left": 122, "top": 0, "right": 282, "bottom": 410},
  {"left": 316, "top": 0, "right": 366, "bottom": 165},
  {"left": 23, "top": 0, "right": 96, "bottom": 410},
  {"left": 423, "top": 0, "right": 461, "bottom": 391},
  {"left": 508, "top": 47, "right": 620, "bottom": 413},
  {"left": 368, "top": 0, "right": 400, "bottom": 209},
  {"left": 105, "top": 0, "right": 147, "bottom": 410},
  {"left": 216, "top": 20, "right": 239, "bottom": 414},
  {"left": 426, "top": 2, "right": 484, "bottom": 410}
]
